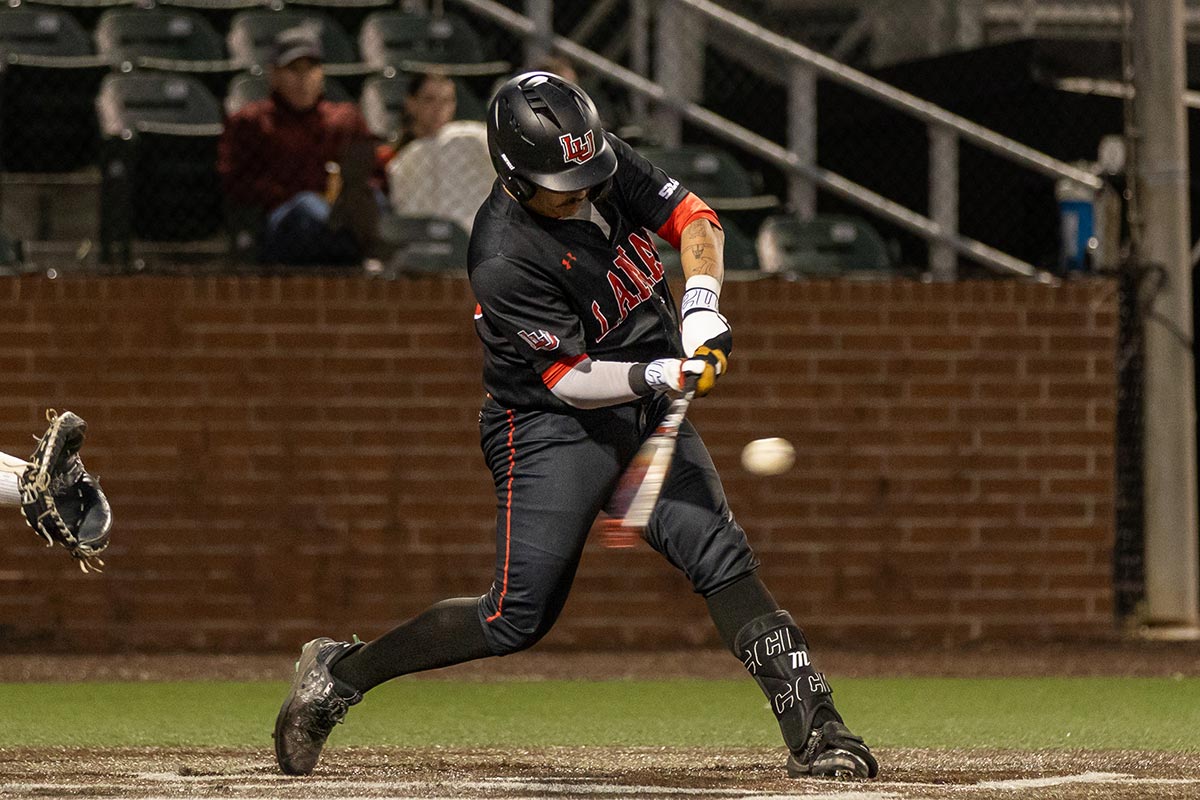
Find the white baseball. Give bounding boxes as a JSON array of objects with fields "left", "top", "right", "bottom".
[{"left": 741, "top": 437, "right": 796, "bottom": 476}]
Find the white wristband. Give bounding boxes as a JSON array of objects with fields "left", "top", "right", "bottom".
[
  {"left": 644, "top": 358, "right": 683, "bottom": 394},
  {"left": 681, "top": 274, "right": 721, "bottom": 317}
]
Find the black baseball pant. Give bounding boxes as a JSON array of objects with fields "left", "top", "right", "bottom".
[{"left": 476, "top": 394, "right": 760, "bottom": 655}]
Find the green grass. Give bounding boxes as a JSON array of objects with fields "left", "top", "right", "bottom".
[{"left": 1, "top": 677, "right": 1197, "bottom": 751}]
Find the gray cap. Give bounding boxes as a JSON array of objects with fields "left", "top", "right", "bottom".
[{"left": 272, "top": 26, "right": 323, "bottom": 66}]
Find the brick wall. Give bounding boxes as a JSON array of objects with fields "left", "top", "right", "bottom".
[{"left": 0, "top": 275, "right": 1117, "bottom": 651}]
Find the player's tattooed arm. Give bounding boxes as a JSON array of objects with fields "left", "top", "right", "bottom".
[
  {"left": 679, "top": 218, "right": 725, "bottom": 285},
  {"left": 678, "top": 218, "right": 731, "bottom": 369}
]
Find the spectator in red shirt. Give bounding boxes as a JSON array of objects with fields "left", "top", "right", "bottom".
[{"left": 218, "top": 27, "right": 378, "bottom": 266}]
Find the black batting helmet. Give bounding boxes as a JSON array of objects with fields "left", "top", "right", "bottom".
[{"left": 487, "top": 71, "right": 618, "bottom": 202}]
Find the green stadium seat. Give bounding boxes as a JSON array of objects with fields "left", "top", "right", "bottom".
[
  {"left": 21, "top": 0, "right": 133, "bottom": 33},
  {"left": 156, "top": 0, "right": 268, "bottom": 36},
  {"left": 358, "top": 11, "right": 506, "bottom": 75},
  {"left": 722, "top": 218, "right": 760, "bottom": 271},
  {"left": 377, "top": 213, "right": 469, "bottom": 275},
  {"left": 96, "top": 73, "right": 224, "bottom": 261},
  {"left": 756, "top": 213, "right": 894, "bottom": 278},
  {"left": 95, "top": 7, "right": 228, "bottom": 65},
  {"left": 95, "top": 7, "right": 241, "bottom": 97},
  {"left": 636, "top": 144, "right": 778, "bottom": 212},
  {"left": 0, "top": 6, "right": 92, "bottom": 57},
  {"left": 283, "top": 0, "right": 390, "bottom": 44},
  {"left": 98, "top": 71, "right": 223, "bottom": 134},
  {"left": 0, "top": 7, "right": 108, "bottom": 172}
]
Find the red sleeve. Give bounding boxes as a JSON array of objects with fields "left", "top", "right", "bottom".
[
  {"left": 541, "top": 354, "right": 587, "bottom": 389},
  {"left": 655, "top": 192, "right": 722, "bottom": 250},
  {"left": 330, "top": 102, "right": 374, "bottom": 147},
  {"left": 218, "top": 106, "right": 291, "bottom": 212}
]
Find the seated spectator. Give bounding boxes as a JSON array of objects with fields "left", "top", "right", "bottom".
[
  {"left": 373, "top": 71, "right": 457, "bottom": 177},
  {"left": 397, "top": 71, "right": 458, "bottom": 151},
  {"left": 385, "top": 71, "right": 492, "bottom": 234},
  {"left": 218, "top": 26, "right": 379, "bottom": 266}
]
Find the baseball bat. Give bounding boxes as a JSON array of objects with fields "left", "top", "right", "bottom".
[{"left": 602, "top": 385, "right": 696, "bottom": 548}]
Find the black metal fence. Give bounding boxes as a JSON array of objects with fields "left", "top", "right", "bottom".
[
  {"left": 0, "top": 0, "right": 1175, "bottom": 282},
  {"left": 0, "top": 0, "right": 1171, "bottom": 623},
  {"left": 0, "top": 0, "right": 528, "bottom": 273},
  {"left": 1114, "top": 266, "right": 1146, "bottom": 619}
]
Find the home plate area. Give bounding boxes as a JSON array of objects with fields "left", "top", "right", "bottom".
[{"left": 1, "top": 747, "right": 1199, "bottom": 800}]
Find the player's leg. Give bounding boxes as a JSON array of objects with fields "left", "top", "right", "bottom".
[
  {"left": 335, "top": 402, "right": 638, "bottom": 682},
  {"left": 645, "top": 421, "right": 878, "bottom": 780},
  {"left": 274, "top": 400, "right": 639, "bottom": 774},
  {"left": 0, "top": 451, "right": 28, "bottom": 506}
]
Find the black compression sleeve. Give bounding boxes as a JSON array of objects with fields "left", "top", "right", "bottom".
[
  {"left": 704, "top": 573, "right": 780, "bottom": 654},
  {"left": 330, "top": 597, "right": 492, "bottom": 692},
  {"left": 628, "top": 363, "right": 654, "bottom": 396}
]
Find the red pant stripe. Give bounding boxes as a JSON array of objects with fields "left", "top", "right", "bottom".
[{"left": 486, "top": 409, "right": 517, "bottom": 622}]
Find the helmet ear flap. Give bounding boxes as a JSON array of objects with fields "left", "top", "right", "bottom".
[{"left": 507, "top": 174, "right": 537, "bottom": 203}]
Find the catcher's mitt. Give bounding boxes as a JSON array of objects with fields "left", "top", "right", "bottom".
[{"left": 20, "top": 410, "right": 112, "bottom": 573}]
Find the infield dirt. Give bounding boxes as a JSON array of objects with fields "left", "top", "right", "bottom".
[{"left": 1, "top": 745, "right": 1198, "bottom": 799}]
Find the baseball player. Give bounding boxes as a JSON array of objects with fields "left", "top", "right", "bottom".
[
  {"left": 274, "top": 72, "right": 878, "bottom": 781},
  {"left": 0, "top": 410, "right": 112, "bottom": 571}
]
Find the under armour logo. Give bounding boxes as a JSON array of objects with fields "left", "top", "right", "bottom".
[
  {"left": 562, "top": 251, "right": 577, "bottom": 270},
  {"left": 560, "top": 130, "right": 596, "bottom": 165}
]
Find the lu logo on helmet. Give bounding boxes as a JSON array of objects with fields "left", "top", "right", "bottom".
[{"left": 559, "top": 130, "right": 595, "bottom": 165}]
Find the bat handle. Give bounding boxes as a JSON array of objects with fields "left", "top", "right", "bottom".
[{"left": 601, "top": 518, "right": 641, "bottom": 549}]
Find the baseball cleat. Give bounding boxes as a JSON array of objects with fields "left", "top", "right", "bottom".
[
  {"left": 273, "top": 637, "right": 362, "bottom": 775},
  {"left": 786, "top": 720, "right": 879, "bottom": 780}
]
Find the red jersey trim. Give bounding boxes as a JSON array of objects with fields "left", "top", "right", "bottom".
[
  {"left": 655, "top": 193, "right": 722, "bottom": 250},
  {"left": 486, "top": 409, "right": 517, "bottom": 623},
  {"left": 541, "top": 354, "right": 588, "bottom": 389}
]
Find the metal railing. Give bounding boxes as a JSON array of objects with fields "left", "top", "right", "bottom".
[
  {"left": 450, "top": 0, "right": 1106, "bottom": 281},
  {"left": 985, "top": 0, "right": 1200, "bottom": 39}
]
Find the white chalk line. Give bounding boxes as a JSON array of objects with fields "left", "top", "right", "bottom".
[
  {"left": 969, "top": 771, "right": 1200, "bottom": 790},
  {"left": 1, "top": 770, "right": 1197, "bottom": 799},
  {"left": 135, "top": 774, "right": 880, "bottom": 797},
  {"left": 0, "top": 773, "right": 898, "bottom": 800}
]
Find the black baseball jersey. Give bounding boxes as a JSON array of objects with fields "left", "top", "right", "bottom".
[{"left": 468, "top": 133, "right": 695, "bottom": 411}]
